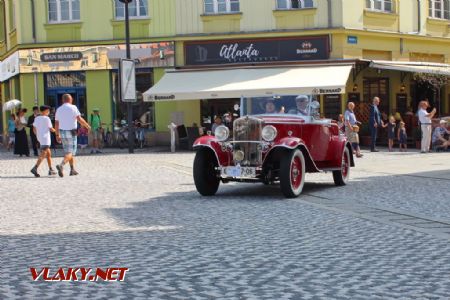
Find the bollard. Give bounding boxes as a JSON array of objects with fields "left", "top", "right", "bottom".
[{"left": 168, "top": 123, "right": 177, "bottom": 153}]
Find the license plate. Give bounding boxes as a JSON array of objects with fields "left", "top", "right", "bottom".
[{"left": 223, "top": 166, "right": 256, "bottom": 178}]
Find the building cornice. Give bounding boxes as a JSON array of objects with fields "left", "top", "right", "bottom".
[{"left": 1, "top": 27, "right": 449, "bottom": 61}]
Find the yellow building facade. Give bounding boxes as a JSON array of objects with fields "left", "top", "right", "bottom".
[{"left": 1, "top": 0, "right": 450, "bottom": 144}]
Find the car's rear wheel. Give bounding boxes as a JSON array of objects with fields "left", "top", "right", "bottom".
[
  {"left": 280, "top": 149, "right": 305, "bottom": 198},
  {"left": 333, "top": 147, "right": 350, "bottom": 186},
  {"left": 193, "top": 148, "right": 220, "bottom": 196}
]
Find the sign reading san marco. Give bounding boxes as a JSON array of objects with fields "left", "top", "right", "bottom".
[
  {"left": 184, "top": 35, "right": 330, "bottom": 66},
  {"left": 40, "top": 52, "right": 83, "bottom": 62}
]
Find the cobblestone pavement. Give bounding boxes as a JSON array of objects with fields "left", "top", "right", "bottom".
[{"left": 0, "top": 148, "right": 449, "bottom": 299}]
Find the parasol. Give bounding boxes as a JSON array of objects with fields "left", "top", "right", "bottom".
[{"left": 3, "top": 99, "right": 22, "bottom": 111}]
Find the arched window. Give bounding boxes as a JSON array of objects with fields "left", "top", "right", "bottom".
[
  {"left": 276, "top": 0, "right": 314, "bottom": 10},
  {"left": 48, "top": 0, "right": 80, "bottom": 22},
  {"left": 366, "top": 0, "right": 393, "bottom": 13},
  {"left": 204, "top": 0, "right": 240, "bottom": 14},
  {"left": 429, "top": 0, "right": 450, "bottom": 20},
  {"left": 115, "top": 0, "right": 148, "bottom": 19}
]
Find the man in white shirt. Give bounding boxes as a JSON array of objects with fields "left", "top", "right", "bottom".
[
  {"left": 417, "top": 100, "right": 436, "bottom": 153},
  {"left": 55, "top": 94, "right": 91, "bottom": 177},
  {"left": 30, "top": 105, "right": 57, "bottom": 177}
]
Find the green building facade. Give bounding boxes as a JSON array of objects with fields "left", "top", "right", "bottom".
[{"left": 1, "top": 0, "right": 450, "bottom": 145}]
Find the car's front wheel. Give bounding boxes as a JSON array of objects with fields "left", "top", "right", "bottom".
[
  {"left": 333, "top": 147, "right": 350, "bottom": 186},
  {"left": 193, "top": 148, "right": 220, "bottom": 196},
  {"left": 280, "top": 149, "right": 305, "bottom": 198}
]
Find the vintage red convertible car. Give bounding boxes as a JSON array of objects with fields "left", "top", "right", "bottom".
[{"left": 193, "top": 95, "right": 355, "bottom": 198}]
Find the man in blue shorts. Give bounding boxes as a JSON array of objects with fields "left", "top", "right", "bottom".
[{"left": 55, "top": 94, "right": 91, "bottom": 177}]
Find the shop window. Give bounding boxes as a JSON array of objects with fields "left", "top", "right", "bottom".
[
  {"left": 44, "top": 72, "right": 86, "bottom": 115},
  {"left": 115, "top": 0, "right": 148, "bottom": 19},
  {"left": 46, "top": 72, "right": 86, "bottom": 88},
  {"left": 48, "top": 0, "right": 80, "bottom": 23},
  {"left": 200, "top": 99, "right": 240, "bottom": 131},
  {"left": 276, "top": 0, "right": 314, "bottom": 9},
  {"left": 323, "top": 94, "right": 341, "bottom": 120},
  {"left": 204, "top": 0, "right": 240, "bottom": 14},
  {"left": 112, "top": 69, "right": 154, "bottom": 130},
  {"left": 366, "top": 0, "right": 393, "bottom": 13},
  {"left": 363, "top": 78, "right": 390, "bottom": 115},
  {"left": 429, "top": 0, "right": 450, "bottom": 20}
]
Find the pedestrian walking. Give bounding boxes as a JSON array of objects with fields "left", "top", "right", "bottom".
[
  {"left": 14, "top": 108, "right": 30, "bottom": 157},
  {"left": 417, "top": 100, "right": 436, "bottom": 153},
  {"left": 27, "top": 106, "right": 40, "bottom": 156},
  {"left": 369, "top": 97, "right": 384, "bottom": 152},
  {"left": 55, "top": 94, "right": 91, "bottom": 177},
  {"left": 7, "top": 114, "right": 16, "bottom": 151},
  {"left": 30, "top": 105, "right": 57, "bottom": 177},
  {"left": 90, "top": 108, "right": 102, "bottom": 154}
]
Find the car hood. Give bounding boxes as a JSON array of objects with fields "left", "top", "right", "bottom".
[{"left": 250, "top": 114, "right": 306, "bottom": 124}]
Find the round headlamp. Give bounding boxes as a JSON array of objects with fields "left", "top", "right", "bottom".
[
  {"left": 233, "top": 150, "right": 245, "bottom": 162},
  {"left": 215, "top": 125, "right": 230, "bottom": 142},
  {"left": 262, "top": 125, "right": 277, "bottom": 142}
]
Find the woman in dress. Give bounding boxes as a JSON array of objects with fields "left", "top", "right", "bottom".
[{"left": 14, "top": 108, "right": 30, "bottom": 157}]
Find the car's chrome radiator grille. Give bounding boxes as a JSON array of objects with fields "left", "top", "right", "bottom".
[{"left": 233, "top": 117, "right": 263, "bottom": 166}]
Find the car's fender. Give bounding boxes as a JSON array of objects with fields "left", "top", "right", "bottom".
[
  {"left": 193, "top": 136, "right": 231, "bottom": 166},
  {"left": 264, "top": 137, "right": 321, "bottom": 172},
  {"left": 327, "top": 135, "right": 355, "bottom": 169}
]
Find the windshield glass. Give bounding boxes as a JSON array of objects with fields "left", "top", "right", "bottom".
[{"left": 241, "top": 95, "right": 320, "bottom": 117}]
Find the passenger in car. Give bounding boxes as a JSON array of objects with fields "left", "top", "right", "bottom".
[{"left": 288, "top": 95, "right": 309, "bottom": 116}]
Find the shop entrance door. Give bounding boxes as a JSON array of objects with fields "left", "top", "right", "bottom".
[{"left": 46, "top": 88, "right": 87, "bottom": 117}]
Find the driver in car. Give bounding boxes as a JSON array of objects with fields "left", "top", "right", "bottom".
[
  {"left": 264, "top": 99, "right": 278, "bottom": 114},
  {"left": 288, "top": 95, "right": 310, "bottom": 116}
]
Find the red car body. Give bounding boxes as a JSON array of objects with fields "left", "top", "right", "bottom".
[{"left": 193, "top": 112, "right": 355, "bottom": 198}]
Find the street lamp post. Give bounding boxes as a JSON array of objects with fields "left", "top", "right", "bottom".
[
  {"left": 119, "top": 0, "right": 134, "bottom": 153},
  {"left": 32, "top": 67, "right": 39, "bottom": 106}
]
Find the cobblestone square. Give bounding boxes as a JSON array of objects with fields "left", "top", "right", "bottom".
[{"left": 0, "top": 149, "right": 449, "bottom": 299}]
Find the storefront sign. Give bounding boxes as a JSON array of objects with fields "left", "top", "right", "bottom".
[
  {"left": 19, "top": 42, "right": 175, "bottom": 74},
  {"left": 41, "top": 52, "right": 83, "bottom": 62},
  {"left": 0, "top": 52, "right": 20, "bottom": 82},
  {"left": 185, "top": 36, "right": 329, "bottom": 66},
  {"left": 312, "top": 88, "right": 342, "bottom": 94},
  {"left": 347, "top": 36, "right": 358, "bottom": 44},
  {"left": 120, "top": 59, "right": 137, "bottom": 102}
]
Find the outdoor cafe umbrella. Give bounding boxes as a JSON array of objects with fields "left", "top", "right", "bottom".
[{"left": 3, "top": 99, "right": 22, "bottom": 111}]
